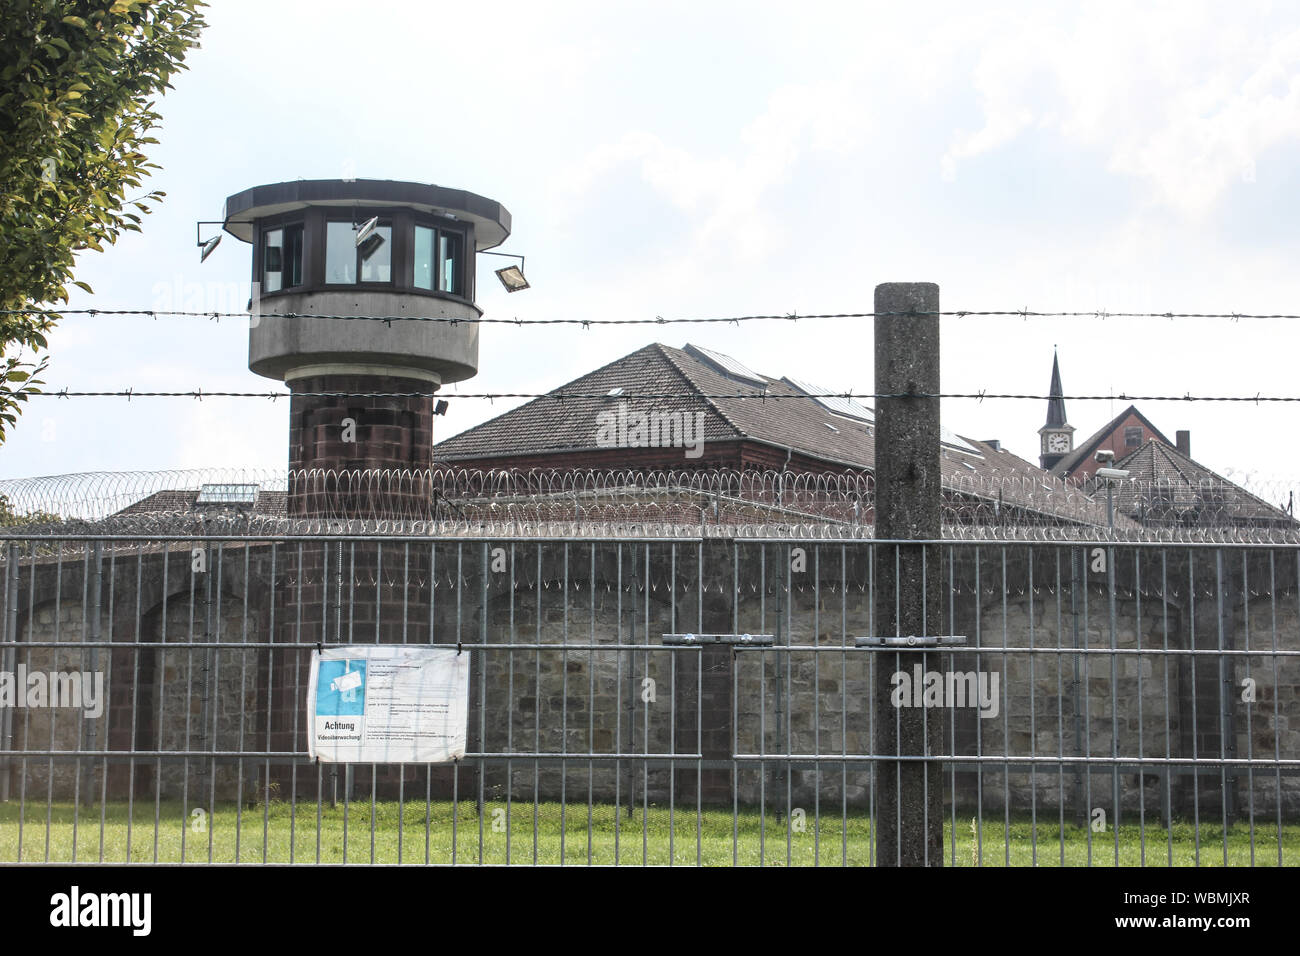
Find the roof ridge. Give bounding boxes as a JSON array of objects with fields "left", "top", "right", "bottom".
[
  {"left": 1153, "top": 440, "right": 1290, "bottom": 515},
  {"left": 1152, "top": 440, "right": 1199, "bottom": 486},
  {"left": 656, "top": 343, "right": 749, "bottom": 440}
]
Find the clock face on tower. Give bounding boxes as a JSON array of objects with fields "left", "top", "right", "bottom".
[{"left": 1046, "top": 433, "right": 1070, "bottom": 454}]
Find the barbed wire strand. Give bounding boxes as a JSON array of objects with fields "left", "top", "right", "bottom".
[
  {"left": 21, "top": 388, "right": 1300, "bottom": 402},
  {"left": 4, "top": 308, "right": 1300, "bottom": 325}
]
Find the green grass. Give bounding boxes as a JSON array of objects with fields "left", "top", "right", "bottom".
[{"left": 1, "top": 800, "right": 1296, "bottom": 865}]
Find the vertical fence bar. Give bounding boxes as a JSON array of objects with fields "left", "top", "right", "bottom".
[
  {"left": 1161, "top": 547, "right": 1173, "bottom": 864},
  {"left": 1135, "top": 548, "right": 1146, "bottom": 866},
  {"left": 842, "top": 543, "right": 850, "bottom": 867},
  {"left": 974, "top": 547, "right": 983, "bottom": 863},
  {"left": 562, "top": 541, "right": 570, "bottom": 866},
  {"left": 1056, "top": 548, "right": 1066, "bottom": 866},
  {"left": 949, "top": 544, "right": 958, "bottom": 866},
  {"left": 1189, "top": 550, "right": 1200, "bottom": 864},
  {"left": 478, "top": 541, "right": 488, "bottom": 864},
  {"left": 1240, "top": 549, "right": 1253, "bottom": 865},
  {"left": 0, "top": 543, "right": 15, "bottom": 805},
  {"left": 1108, "top": 541, "right": 1119, "bottom": 865},
  {"left": 1028, "top": 547, "right": 1038, "bottom": 866}
]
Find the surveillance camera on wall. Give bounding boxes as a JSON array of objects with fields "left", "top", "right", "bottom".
[{"left": 1094, "top": 449, "right": 1115, "bottom": 464}]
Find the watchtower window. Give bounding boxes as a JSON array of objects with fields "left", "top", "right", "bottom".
[
  {"left": 414, "top": 226, "right": 435, "bottom": 290},
  {"left": 359, "top": 225, "right": 392, "bottom": 282},
  {"left": 325, "top": 220, "right": 392, "bottom": 285},
  {"left": 412, "top": 222, "right": 466, "bottom": 295},
  {"left": 439, "top": 232, "right": 463, "bottom": 295},
  {"left": 252, "top": 210, "right": 474, "bottom": 297},
  {"left": 263, "top": 224, "right": 303, "bottom": 292},
  {"left": 326, "top": 221, "right": 356, "bottom": 284}
]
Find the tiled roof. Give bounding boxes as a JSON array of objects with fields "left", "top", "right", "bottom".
[
  {"left": 435, "top": 342, "right": 1118, "bottom": 527},
  {"left": 433, "top": 344, "right": 743, "bottom": 459},
  {"left": 438, "top": 342, "right": 1001, "bottom": 470},
  {"left": 1100, "top": 440, "right": 1294, "bottom": 527}
]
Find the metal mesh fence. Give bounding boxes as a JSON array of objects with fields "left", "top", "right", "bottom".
[{"left": 0, "top": 532, "right": 1295, "bottom": 865}]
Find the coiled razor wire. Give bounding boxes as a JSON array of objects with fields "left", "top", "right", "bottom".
[{"left": 0, "top": 466, "right": 1295, "bottom": 546}]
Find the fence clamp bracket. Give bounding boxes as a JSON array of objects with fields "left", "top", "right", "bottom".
[
  {"left": 662, "top": 633, "right": 775, "bottom": 647},
  {"left": 854, "top": 635, "right": 967, "bottom": 649}
]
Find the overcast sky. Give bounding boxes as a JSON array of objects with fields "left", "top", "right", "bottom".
[{"left": 5, "top": 0, "right": 1300, "bottom": 502}]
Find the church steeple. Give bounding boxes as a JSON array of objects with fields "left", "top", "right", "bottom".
[
  {"left": 1046, "top": 351, "right": 1066, "bottom": 428},
  {"left": 1038, "top": 350, "right": 1075, "bottom": 471}
]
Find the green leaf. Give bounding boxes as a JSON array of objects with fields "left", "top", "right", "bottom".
[{"left": 0, "top": 0, "right": 207, "bottom": 446}]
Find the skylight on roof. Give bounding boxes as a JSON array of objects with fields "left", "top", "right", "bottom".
[
  {"left": 684, "top": 344, "right": 768, "bottom": 387},
  {"left": 783, "top": 375, "right": 981, "bottom": 456},
  {"left": 782, "top": 377, "right": 874, "bottom": 423},
  {"left": 195, "top": 483, "right": 259, "bottom": 506},
  {"left": 941, "top": 428, "right": 982, "bottom": 456}
]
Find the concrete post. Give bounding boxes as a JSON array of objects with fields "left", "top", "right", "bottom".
[{"left": 873, "top": 282, "right": 944, "bottom": 866}]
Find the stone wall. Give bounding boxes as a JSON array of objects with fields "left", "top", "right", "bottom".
[{"left": 1, "top": 599, "right": 110, "bottom": 799}]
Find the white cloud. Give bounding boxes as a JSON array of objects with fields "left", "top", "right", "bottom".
[
  {"left": 552, "top": 60, "right": 894, "bottom": 263},
  {"left": 941, "top": 3, "right": 1300, "bottom": 218}
]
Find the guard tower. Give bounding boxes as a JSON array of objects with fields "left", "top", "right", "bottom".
[
  {"left": 218, "top": 179, "right": 511, "bottom": 794},
  {"left": 222, "top": 178, "right": 512, "bottom": 514}
]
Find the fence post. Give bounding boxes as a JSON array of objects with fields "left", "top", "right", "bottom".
[{"left": 873, "top": 282, "right": 944, "bottom": 866}]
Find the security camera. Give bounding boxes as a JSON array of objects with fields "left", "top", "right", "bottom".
[
  {"left": 1094, "top": 449, "right": 1115, "bottom": 464},
  {"left": 1095, "top": 467, "right": 1130, "bottom": 480}
]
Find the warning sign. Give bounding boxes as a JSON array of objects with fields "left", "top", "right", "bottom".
[{"left": 306, "top": 646, "right": 469, "bottom": 763}]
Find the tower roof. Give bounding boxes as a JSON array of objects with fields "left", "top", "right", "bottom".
[{"left": 1045, "top": 351, "right": 1067, "bottom": 429}]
